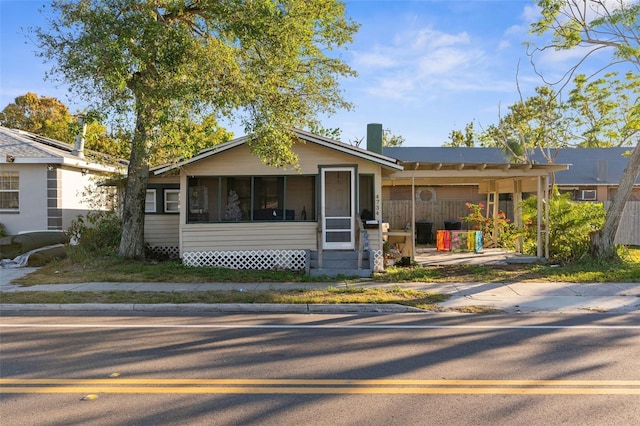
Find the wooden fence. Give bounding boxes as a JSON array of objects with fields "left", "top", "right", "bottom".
[
  {"left": 383, "top": 200, "right": 640, "bottom": 246},
  {"left": 606, "top": 201, "right": 640, "bottom": 246}
]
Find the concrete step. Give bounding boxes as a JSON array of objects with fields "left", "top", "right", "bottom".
[
  {"left": 309, "top": 268, "right": 373, "bottom": 278},
  {"left": 309, "top": 250, "right": 370, "bottom": 261}
]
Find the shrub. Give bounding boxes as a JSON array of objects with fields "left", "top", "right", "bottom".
[
  {"left": 67, "top": 210, "right": 122, "bottom": 257},
  {"left": 0, "top": 223, "right": 7, "bottom": 238},
  {"left": 520, "top": 193, "right": 606, "bottom": 262},
  {"left": 461, "top": 202, "right": 516, "bottom": 250}
]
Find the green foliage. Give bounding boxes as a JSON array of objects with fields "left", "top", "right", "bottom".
[
  {"left": 520, "top": 193, "right": 606, "bottom": 262},
  {"left": 382, "top": 128, "right": 405, "bottom": 147},
  {"left": 461, "top": 202, "right": 516, "bottom": 250},
  {"left": 0, "top": 92, "right": 74, "bottom": 141},
  {"left": 567, "top": 72, "right": 640, "bottom": 148},
  {"left": 480, "top": 86, "right": 569, "bottom": 163},
  {"left": 0, "top": 223, "right": 7, "bottom": 238},
  {"left": 444, "top": 121, "right": 477, "bottom": 147},
  {"left": 36, "top": 0, "right": 359, "bottom": 168},
  {"left": 67, "top": 210, "right": 122, "bottom": 258}
]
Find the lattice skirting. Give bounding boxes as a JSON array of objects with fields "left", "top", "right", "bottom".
[
  {"left": 372, "top": 249, "right": 384, "bottom": 272},
  {"left": 182, "top": 249, "right": 307, "bottom": 270},
  {"left": 146, "top": 245, "right": 180, "bottom": 259}
]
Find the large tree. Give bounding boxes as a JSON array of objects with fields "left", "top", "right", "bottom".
[
  {"left": 35, "top": 0, "right": 358, "bottom": 258},
  {"left": 531, "top": 0, "right": 640, "bottom": 260}
]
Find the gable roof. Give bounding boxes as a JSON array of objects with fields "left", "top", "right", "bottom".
[
  {"left": 0, "top": 126, "right": 127, "bottom": 172},
  {"left": 153, "top": 128, "right": 403, "bottom": 175}
]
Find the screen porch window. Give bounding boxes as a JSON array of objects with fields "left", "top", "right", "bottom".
[{"left": 187, "top": 175, "right": 316, "bottom": 223}]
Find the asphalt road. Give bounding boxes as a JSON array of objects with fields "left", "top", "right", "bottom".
[{"left": 1, "top": 311, "right": 640, "bottom": 425}]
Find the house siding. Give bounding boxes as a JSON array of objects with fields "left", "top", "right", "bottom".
[
  {"left": 182, "top": 143, "right": 381, "bottom": 177},
  {"left": 145, "top": 215, "right": 180, "bottom": 247},
  {"left": 180, "top": 222, "right": 317, "bottom": 253}
]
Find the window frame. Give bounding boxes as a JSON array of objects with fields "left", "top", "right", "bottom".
[
  {"left": 0, "top": 171, "right": 20, "bottom": 211},
  {"left": 145, "top": 189, "right": 157, "bottom": 213},
  {"left": 164, "top": 189, "right": 180, "bottom": 213}
]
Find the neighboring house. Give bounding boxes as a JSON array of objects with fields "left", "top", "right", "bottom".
[
  {"left": 0, "top": 126, "right": 125, "bottom": 235},
  {"left": 541, "top": 148, "right": 640, "bottom": 202},
  {"left": 145, "top": 125, "right": 402, "bottom": 277}
]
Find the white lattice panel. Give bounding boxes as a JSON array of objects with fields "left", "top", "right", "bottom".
[
  {"left": 147, "top": 245, "right": 180, "bottom": 259},
  {"left": 372, "top": 249, "right": 384, "bottom": 272},
  {"left": 182, "top": 249, "right": 306, "bottom": 270}
]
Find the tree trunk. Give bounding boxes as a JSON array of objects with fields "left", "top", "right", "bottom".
[
  {"left": 118, "top": 108, "right": 150, "bottom": 259},
  {"left": 589, "top": 142, "right": 640, "bottom": 260}
]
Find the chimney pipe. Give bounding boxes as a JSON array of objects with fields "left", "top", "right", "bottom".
[
  {"left": 366, "top": 123, "right": 383, "bottom": 154},
  {"left": 72, "top": 114, "right": 87, "bottom": 159}
]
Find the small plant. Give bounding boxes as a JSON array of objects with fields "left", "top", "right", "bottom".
[
  {"left": 461, "top": 202, "right": 516, "bottom": 250},
  {"left": 0, "top": 222, "right": 7, "bottom": 238}
]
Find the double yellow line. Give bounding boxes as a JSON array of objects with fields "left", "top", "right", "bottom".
[{"left": 2, "top": 378, "right": 640, "bottom": 395}]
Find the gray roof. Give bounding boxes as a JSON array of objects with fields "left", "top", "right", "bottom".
[
  {"left": 0, "top": 126, "right": 72, "bottom": 160},
  {"left": 0, "top": 126, "right": 127, "bottom": 167},
  {"left": 383, "top": 147, "right": 509, "bottom": 163},
  {"left": 383, "top": 146, "right": 639, "bottom": 185},
  {"left": 532, "top": 147, "right": 639, "bottom": 185}
]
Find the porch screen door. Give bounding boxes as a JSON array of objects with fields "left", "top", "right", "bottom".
[{"left": 321, "top": 167, "right": 355, "bottom": 250}]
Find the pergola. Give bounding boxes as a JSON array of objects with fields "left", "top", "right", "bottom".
[{"left": 382, "top": 161, "right": 570, "bottom": 260}]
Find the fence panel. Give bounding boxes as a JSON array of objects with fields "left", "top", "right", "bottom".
[{"left": 605, "top": 201, "right": 640, "bottom": 246}]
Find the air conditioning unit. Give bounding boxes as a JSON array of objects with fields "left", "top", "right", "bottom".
[{"left": 581, "top": 190, "right": 597, "bottom": 201}]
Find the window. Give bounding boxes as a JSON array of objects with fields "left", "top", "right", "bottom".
[
  {"left": 164, "top": 189, "right": 180, "bottom": 213},
  {"left": 0, "top": 171, "right": 19, "bottom": 210},
  {"left": 359, "top": 175, "right": 374, "bottom": 219},
  {"left": 145, "top": 189, "right": 156, "bottom": 213},
  {"left": 187, "top": 175, "right": 316, "bottom": 223}
]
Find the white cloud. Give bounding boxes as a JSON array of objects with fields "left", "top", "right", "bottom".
[
  {"left": 411, "top": 28, "right": 471, "bottom": 50},
  {"left": 352, "top": 50, "right": 397, "bottom": 69}
]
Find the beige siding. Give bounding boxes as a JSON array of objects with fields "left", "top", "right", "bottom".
[
  {"left": 183, "top": 142, "right": 380, "bottom": 176},
  {"left": 181, "top": 222, "right": 317, "bottom": 253},
  {"left": 145, "top": 215, "right": 180, "bottom": 246}
]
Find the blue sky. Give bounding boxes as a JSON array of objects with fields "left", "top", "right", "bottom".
[{"left": 0, "top": 0, "right": 602, "bottom": 146}]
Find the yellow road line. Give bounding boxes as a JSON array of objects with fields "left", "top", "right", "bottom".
[
  {"left": 2, "top": 386, "right": 640, "bottom": 395},
  {"left": 2, "top": 378, "right": 640, "bottom": 386}
]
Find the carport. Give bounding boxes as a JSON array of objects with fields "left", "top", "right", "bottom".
[{"left": 381, "top": 159, "right": 570, "bottom": 261}]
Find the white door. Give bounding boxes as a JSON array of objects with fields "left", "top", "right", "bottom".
[{"left": 321, "top": 167, "right": 355, "bottom": 250}]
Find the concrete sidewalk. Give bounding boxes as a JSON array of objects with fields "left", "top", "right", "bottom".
[{"left": 2, "top": 267, "right": 640, "bottom": 314}]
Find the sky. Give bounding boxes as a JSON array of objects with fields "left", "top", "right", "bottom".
[{"left": 0, "top": 0, "right": 612, "bottom": 147}]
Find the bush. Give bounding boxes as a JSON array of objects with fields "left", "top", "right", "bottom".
[
  {"left": 67, "top": 210, "right": 122, "bottom": 257},
  {"left": 461, "top": 202, "right": 517, "bottom": 250},
  {"left": 520, "top": 193, "right": 606, "bottom": 262}
]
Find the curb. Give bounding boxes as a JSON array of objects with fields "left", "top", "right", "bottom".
[{"left": 0, "top": 303, "right": 426, "bottom": 314}]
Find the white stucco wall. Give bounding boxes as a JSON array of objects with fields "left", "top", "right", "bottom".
[{"left": 0, "top": 164, "right": 48, "bottom": 234}]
